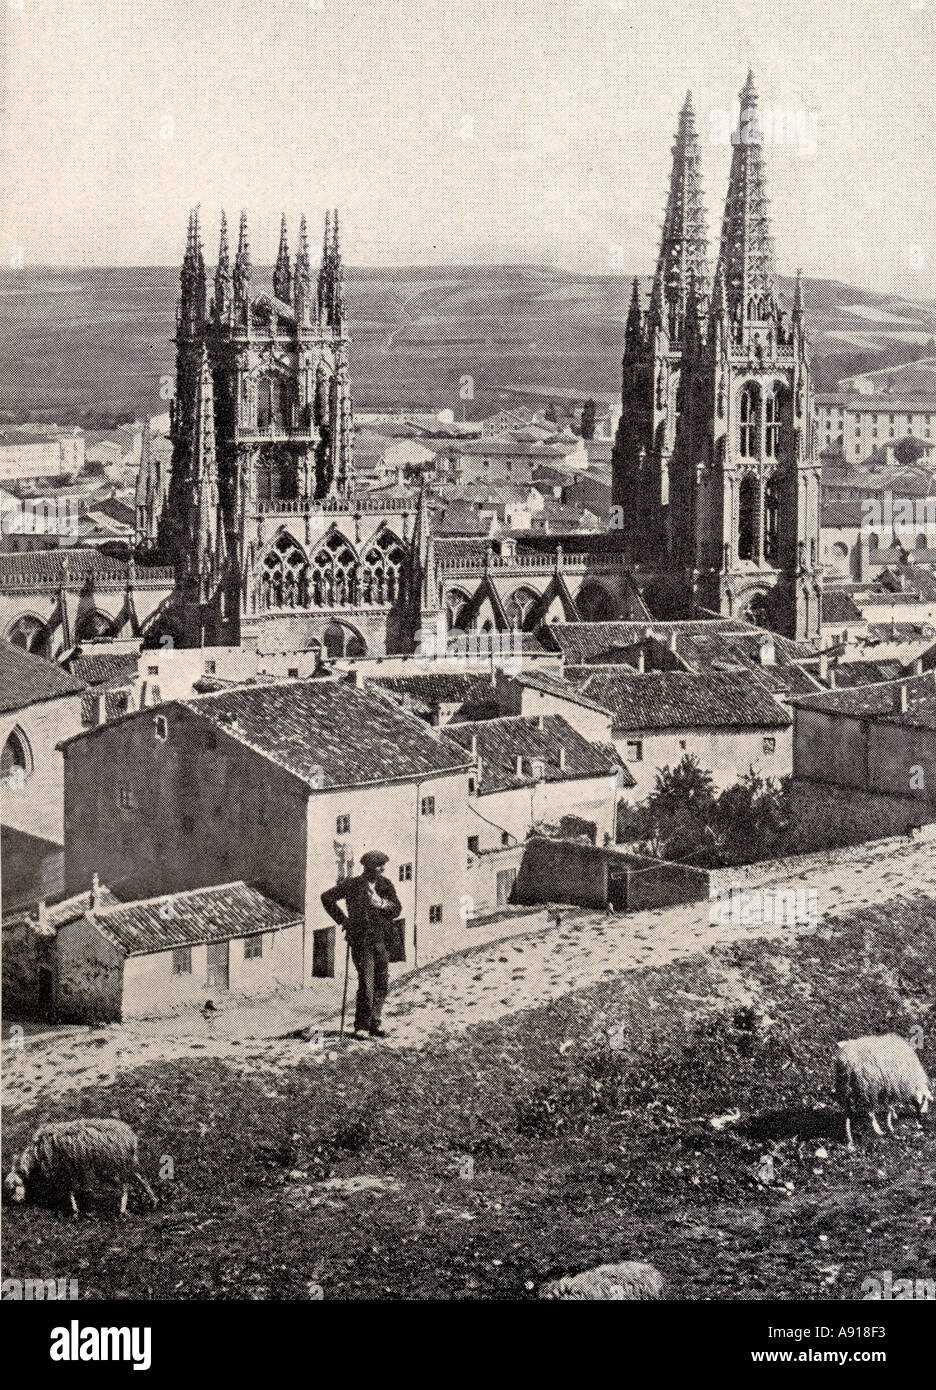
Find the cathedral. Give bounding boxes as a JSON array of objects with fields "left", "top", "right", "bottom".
[
  {"left": 139, "top": 208, "right": 438, "bottom": 655},
  {"left": 612, "top": 74, "right": 822, "bottom": 641}
]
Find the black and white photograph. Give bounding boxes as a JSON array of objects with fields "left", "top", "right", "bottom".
[{"left": 0, "top": 0, "right": 934, "bottom": 1361}]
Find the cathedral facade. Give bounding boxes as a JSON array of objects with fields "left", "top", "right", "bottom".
[
  {"left": 144, "top": 209, "right": 437, "bottom": 656},
  {"left": 612, "top": 75, "right": 822, "bottom": 641}
]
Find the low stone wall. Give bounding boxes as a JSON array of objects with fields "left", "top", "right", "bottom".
[
  {"left": 1, "top": 918, "right": 52, "bottom": 1013},
  {"left": 514, "top": 836, "right": 709, "bottom": 912},
  {"left": 787, "top": 779, "right": 936, "bottom": 854}
]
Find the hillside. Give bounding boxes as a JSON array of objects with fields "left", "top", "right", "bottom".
[
  {"left": 2, "top": 266, "right": 935, "bottom": 424},
  {"left": 3, "top": 895, "right": 935, "bottom": 1301}
]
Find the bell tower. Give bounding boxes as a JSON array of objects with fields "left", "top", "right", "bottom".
[{"left": 668, "top": 73, "right": 821, "bottom": 640}]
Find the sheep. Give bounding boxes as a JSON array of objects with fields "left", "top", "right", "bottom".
[
  {"left": 834, "top": 1034, "right": 933, "bottom": 1150},
  {"left": 4, "top": 1118, "right": 157, "bottom": 1216},
  {"left": 539, "top": 1260, "right": 664, "bottom": 1300}
]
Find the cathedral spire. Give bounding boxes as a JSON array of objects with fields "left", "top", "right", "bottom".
[
  {"left": 293, "top": 213, "right": 312, "bottom": 319},
  {"left": 233, "top": 210, "right": 251, "bottom": 314},
  {"left": 178, "top": 207, "right": 206, "bottom": 335},
  {"left": 213, "top": 211, "right": 231, "bottom": 322},
  {"left": 715, "top": 71, "right": 778, "bottom": 329},
  {"left": 273, "top": 213, "right": 292, "bottom": 303},
  {"left": 649, "top": 91, "right": 709, "bottom": 343},
  {"left": 624, "top": 276, "right": 643, "bottom": 354}
]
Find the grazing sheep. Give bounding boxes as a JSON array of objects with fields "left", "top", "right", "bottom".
[
  {"left": 539, "top": 1260, "right": 664, "bottom": 1300},
  {"left": 4, "top": 1118, "right": 157, "bottom": 1216},
  {"left": 835, "top": 1035, "right": 933, "bottom": 1150}
]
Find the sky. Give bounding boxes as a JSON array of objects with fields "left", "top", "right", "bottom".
[{"left": 1, "top": 0, "right": 935, "bottom": 295}]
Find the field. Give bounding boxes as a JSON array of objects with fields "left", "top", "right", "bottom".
[
  {"left": 3, "top": 897, "right": 935, "bottom": 1301},
  {"left": 2, "top": 266, "right": 936, "bottom": 425}
]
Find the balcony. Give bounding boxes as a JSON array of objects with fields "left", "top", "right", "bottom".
[{"left": 234, "top": 426, "right": 318, "bottom": 443}]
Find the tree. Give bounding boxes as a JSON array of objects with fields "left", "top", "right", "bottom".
[
  {"left": 894, "top": 435, "right": 926, "bottom": 468},
  {"left": 581, "top": 399, "right": 597, "bottom": 440}
]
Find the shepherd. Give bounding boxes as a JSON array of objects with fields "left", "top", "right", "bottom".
[{"left": 322, "top": 851, "right": 402, "bottom": 1040}]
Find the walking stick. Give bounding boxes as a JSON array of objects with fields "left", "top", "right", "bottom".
[{"left": 338, "top": 937, "right": 351, "bottom": 1039}]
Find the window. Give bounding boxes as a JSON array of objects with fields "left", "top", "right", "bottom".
[
  {"left": 625, "top": 740, "right": 643, "bottom": 762},
  {"left": 1, "top": 727, "right": 30, "bottom": 788},
  {"left": 118, "top": 786, "right": 136, "bottom": 810},
  {"left": 147, "top": 665, "right": 159, "bottom": 676},
  {"left": 243, "top": 935, "right": 263, "bottom": 960},
  {"left": 468, "top": 775, "right": 477, "bottom": 794},
  {"left": 467, "top": 835, "right": 480, "bottom": 854},
  {"left": 762, "top": 736, "right": 776, "bottom": 755},
  {"left": 399, "top": 862, "right": 412, "bottom": 881},
  {"left": 739, "top": 385, "right": 758, "bottom": 457},
  {"left": 288, "top": 668, "right": 299, "bottom": 678},
  {"left": 421, "top": 796, "right": 435, "bottom": 816},
  {"left": 679, "top": 740, "right": 687, "bottom": 751},
  {"left": 889, "top": 415, "right": 895, "bottom": 424},
  {"left": 172, "top": 947, "right": 192, "bottom": 975},
  {"left": 204, "top": 660, "right": 216, "bottom": 675},
  {"left": 153, "top": 715, "right": 168, "bottom": 742},
  {"left": 501, "top": 830, "right": 511, "bottom": 847},
  {"left": 428, "top": 904, "right": 443, "bottom": 924},
  {"left": 336, "top": 814, "right": 351, "bottom": 834}
]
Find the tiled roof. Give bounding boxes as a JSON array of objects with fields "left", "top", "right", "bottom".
[
  {"left": 821, "top": 589, "right": 866, "bottom": 623},
  {"left": 569, "top": 669, "right": 791, "bottom": 732},
  {"left": 90, "top": 882, "right": 300, "bottom": 956},
  {"left": 879, "top": 563, "right": 936, "bottom": 602},
  {"left": 509, "top": 669, "right": 612, "bottom": 713},
  {"left": 820, "top": 500, "right": 866, "bottom": 527},
  {"left": 445, "top": 714, "right": 626, "bottom": 794},
  {"left": 866, "top": 620, "right": 935, "bottom": 641},
  {"left": 820, "top": 659, "right": 907, "bottom": 689},
  {"left": 0, "top": 548, "right": 130, "bottom": 583},
  {"left": 371, "top": 672, "right": 501, "bottom": 717},
  {"left": 0, "top": 639, "right": 85, "bottom": 713},
  {"left": 67, "top": 652, "right": 139, "bottom": 685},
  {"left": 795, "top": 672, "right": 936, "bottom": 728},
  {"left": 179, "top": 679, "right": 472, "bottom": 788},
  {"left": 541, "top": 618, "right": 749, "bottom": 664}
]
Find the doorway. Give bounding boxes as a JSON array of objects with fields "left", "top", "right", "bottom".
[{"left": 206, "top": 941, "right": 229, "bottom": 990}]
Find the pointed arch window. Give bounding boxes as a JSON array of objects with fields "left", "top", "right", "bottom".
[
  {"left": 764, "top": 474, "right": 781, "bottom": 566},
  {"left": 311, "top": 531, "right": 357, "bottom": 607},
  {"left": 445, "top": 589, "right": 471, "bottom": 631},
  {"left": 1, "top": 726, "right": 31, "bottom": 788},
  {"left": 261, "top": 533, "right": 308, "bottom": 610},
  {"left": 739, "top": 385, "right": 759, "bottom": 458},
  {"left": 361, "top": 529, "right": 405, "bottom": 605},
  {"left": 765, "top": 393, "right": 780, "bottom": 458},
  {"left": 75, "top": 610, "right": 115, "bottom": 643},
  {"left": 7, "top": 615, "right": 49, "bottom": 658},
  {"left": 738, "top": 474, "right": 758, "bottom": 561},
  {"left": 504, "top": 586, "right": 538, "bottom": 630}
]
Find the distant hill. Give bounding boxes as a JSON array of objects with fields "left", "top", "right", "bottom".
[{"left": 2, "top": 265, "right": 935, "bottom": 423}]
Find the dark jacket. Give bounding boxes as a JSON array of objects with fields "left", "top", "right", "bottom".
[{"left": 321, "top": 873, "right": 402, "bottom": 943}]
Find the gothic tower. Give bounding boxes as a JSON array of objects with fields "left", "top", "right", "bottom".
[
  {"left": 667, "top": 73, "right": 821, "bottom": 640},
  {"left": 153, "top": 207, "right": 433, "bottom": 655},
  {"left": 611, "top": 93, "right": 709, "bottom": 562}
]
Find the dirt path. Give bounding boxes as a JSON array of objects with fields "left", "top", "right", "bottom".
[{"left": 5, "top": 837, "right": 936, "bottom": 1112}]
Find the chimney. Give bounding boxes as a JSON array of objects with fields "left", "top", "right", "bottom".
[
  {"left": 557, "top": 745, "right": 566, "bottom": 771},
  {"left": 515, "top": 754, "right": 524, "bottom": 776},
  {"left": 349, "top": 666, "right": 363, "bottom": 689},
  {"left": 899, "top": 683, "right": 909, "bottom": 714},
  {"left": 92, "top": 689, "right": 105, "bottom": 726},
  {"left": 636, "top": 647, "right": 646, "bottom": 674},
  {"left": 470, "top": 732, "right": 478, "bottom": 759},
  {"left": 90, "top": 873, "right": 101, "bottom": 912},
  {"left": 818, "top": 652, "right": 828, "bottom": 683},
  {"left": 828, "top": 666, "right": 836, "bottom": 689},
  {"left": 535, "top": 713, "right": 544, "bottom": 730},
  {"left": 914, "top": 657, "right": 924, "bottom": 676},
  {"left": 668, "top": 631, "right": 678, "bottom": 654},
  {"left": 36, "top": 899, "right": 48, "bottom": 930}
]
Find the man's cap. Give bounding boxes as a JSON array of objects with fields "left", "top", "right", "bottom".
[{"left": 361, "top": 850, "right": 390, "bottom": 869}]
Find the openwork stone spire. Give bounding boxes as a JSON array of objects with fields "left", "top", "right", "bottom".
[
  {"left": 273, "top": 213, "right": 292, "bottom": 303},
  {"left": 233, "top": 210, "right": 251, "bottom": 309},
  {"left": 650, "top": 92, "right": 710, "bottom": 342},
  {"left": 715, "top": 70, "right": 778, "bottom": 325},
  {"left": 213, "top": 211, "right": 231, "bottom": 322}
]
